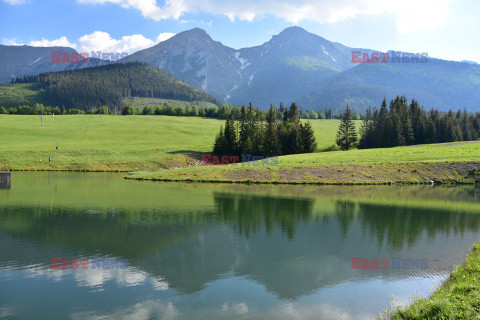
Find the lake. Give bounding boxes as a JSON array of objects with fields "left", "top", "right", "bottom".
[{"left": 1, "top": 172, "right": 479, "bottom": 319}]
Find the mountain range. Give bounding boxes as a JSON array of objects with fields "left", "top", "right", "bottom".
[{"left": 1, "top": 27, "right": 480, "bottom": 112}]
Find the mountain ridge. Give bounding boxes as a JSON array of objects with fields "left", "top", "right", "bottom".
[{"left": 2, "top": 27, "right": 480, "bottom": 112}]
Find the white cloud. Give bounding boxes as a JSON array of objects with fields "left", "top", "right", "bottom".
[
  {"left": 2, "top": 38, "right": 24, "bottom": 46},
  {"left": 69, "top": 300, "right": 178, "bottom": 320},
  {"left": 76, "top": 0, "right": 452, "bottom": 33},
  {"left": 155, "top": 32, "right": 175, "bottom": 43},
  {"left": 29, "top": 36, "right": 78, "bottom": 49},
  {"left": 390, "top": 0, "right": 450, "bottom": 34},
  {"left": 77, "top": 0, "right": 186, "bottom": 20},
  {"left": 2, "top": 0, "right": 26, "bottom": 5},
  {"left": 8, "top": 31, "right": 176, "bottom": 55},
  {"left": 78, "top": 31, "right": 155, "bottom": 53}
]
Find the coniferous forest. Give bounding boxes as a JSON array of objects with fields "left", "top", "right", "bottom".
[
  {"left": 340, "top": 96, "right": 480, "bottom": 150},
  {"left": 11, "top": 62, "right": 222, "bottom": 109},
  {"left": 213, "top": 102, "right": 317, "bottom": 157}
]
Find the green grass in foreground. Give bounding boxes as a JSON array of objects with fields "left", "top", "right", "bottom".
[
  {"left": 390, "top": 243, "right": 480, "bottom": 319},
  {"left": 0, "top": 115, "right": 349, "bottom": 171}
]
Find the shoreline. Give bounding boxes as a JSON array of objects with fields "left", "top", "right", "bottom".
[
  {"left": 125, "top": 161, "right": 480, "bottom": 186},
  {"left": 125, "top": 177, "right": 478, "bottom": 186},
  {"left": 3, "top": 161, "right": 479, "bottom": 187},
  {"left": 390, "top": 241, "right": 480, "bottom": 319}
]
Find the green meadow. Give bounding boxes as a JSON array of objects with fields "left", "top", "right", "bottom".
[{"left": 0, "top": 114, "right": 352, "bottom": 171}]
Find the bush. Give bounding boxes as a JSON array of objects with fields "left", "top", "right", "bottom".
[
  {"left": 67, "top": 108, "right": 84, "bottom": 114},
  {"left": 142, "top": 106, "right": 154, "bottom": 115},
  {"left": 122, "top": 105, "right": 135, "bottom": 115},
  {"left": 320, "top": 144, "right": 341, "bottom": 152}
]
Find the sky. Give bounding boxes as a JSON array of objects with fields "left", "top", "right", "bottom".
[{"left": 1, "top": 0, "right": 479, "bottom": 63}]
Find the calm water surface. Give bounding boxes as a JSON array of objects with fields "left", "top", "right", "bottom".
[{"left": 1, "top": 172, "right": 480, "bottom": 319}]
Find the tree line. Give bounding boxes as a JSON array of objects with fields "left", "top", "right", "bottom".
[
  {"left": 335, "top": 96, "right": 480, "bottom": 150},
  {"left": 1, "top": 100, "right": 348, "bottom": 121},
  {"left": 123, "top": 102, "right": 348, "bottom": 120},
  {"left": 213, "top": 102, "right": 317, "bottom": 156},
  {"left": 0, "top": 104, "right": 84, "bottom": 115}
]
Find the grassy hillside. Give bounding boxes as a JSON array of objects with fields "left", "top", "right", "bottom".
[
  {"left": 123, "top": 97, "right": 218, "bottom": 110},
  {"left": 127, "top": 142, "right": 480, "bottom": 184},
  {"left": 0, "top": 82, "right": 52, "bottom": 108},
  {"left": 0, "top": 115, "right": 349, "bottom": 171}
]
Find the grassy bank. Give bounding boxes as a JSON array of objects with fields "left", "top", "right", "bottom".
[
  {"left": 127, "top": 142, "right": 480, "bottom": 185},
  {"left": 0, "top": 115, "right": 352, "bottom": 171},
  {"left": 390, "top": 242, "right": 480, "bottom": 319}
]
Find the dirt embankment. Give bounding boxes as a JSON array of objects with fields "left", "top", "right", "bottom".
[{"left": 129, "top": 162, "right": 480, "bottom": 185}]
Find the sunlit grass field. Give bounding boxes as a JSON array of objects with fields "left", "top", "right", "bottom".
[{"left": 0, "top": 115, "right": 352, "bottom": 171}]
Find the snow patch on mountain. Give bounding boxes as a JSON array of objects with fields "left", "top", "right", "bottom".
[
  {"left": 322, "top": 45, "right": 336, "bottom": 62},
  {"left": 29, "top": 57, "right": 42, "bottom": 65},
  {"left": 225, "top": 84, "right": 239, "bottom": 100},
  {"left": 248, "top": 72, "right": 256, "bottom": 85},
  {"left": 202, "top": 77, "right": 208, "bottom": 90},
  {"left": 233, "top": 52, "right": 250, "bottom": 70}
]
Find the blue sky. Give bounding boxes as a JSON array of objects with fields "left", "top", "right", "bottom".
[{"left": 1, "top": 0, "right": 479, "bottom": 63}]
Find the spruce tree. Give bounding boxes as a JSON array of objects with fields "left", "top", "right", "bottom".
[
  {"left": 288, "top": 102, "right": 300, "bottom": 124},
  {"left": 264, "top": 104, "right": 280, "bottom": 156},
  {"left": 288, "top": 124, "right": 303, "bottom": 154},
  {"left": 426, "top": 109, "right": 440, "bottom": 143},
  {"left": 336, "top": 106, "right": 358, "bottom": 150},
  {"left": 374, "top": 99, "right": 389, "bottom": 147},
  {"left": 224, "top": 115, "right": 237, "bottom": 155},
  {"left": 358, "top": 107, "right": 375, "bottom": 149},
  {"left": 389, "top": 111, "right": 405, "bottom": 146},
  {"left": 252, "top": 108, "right": 264, "bottom": 155},
  {"left": 213, "top": 125, "right": 227, "bottom": 155},
  {"left": 238, "top": 105, "right": 248, "bottom": 153},
  {"left": 325, "top": 106, "right": 333, "bottom": 119},
  {"left": 461, "top": 109, "right": 473, "bottom": 141},
  {"left": 301, "top": 121, "right": 317, "bottom": 153}
]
